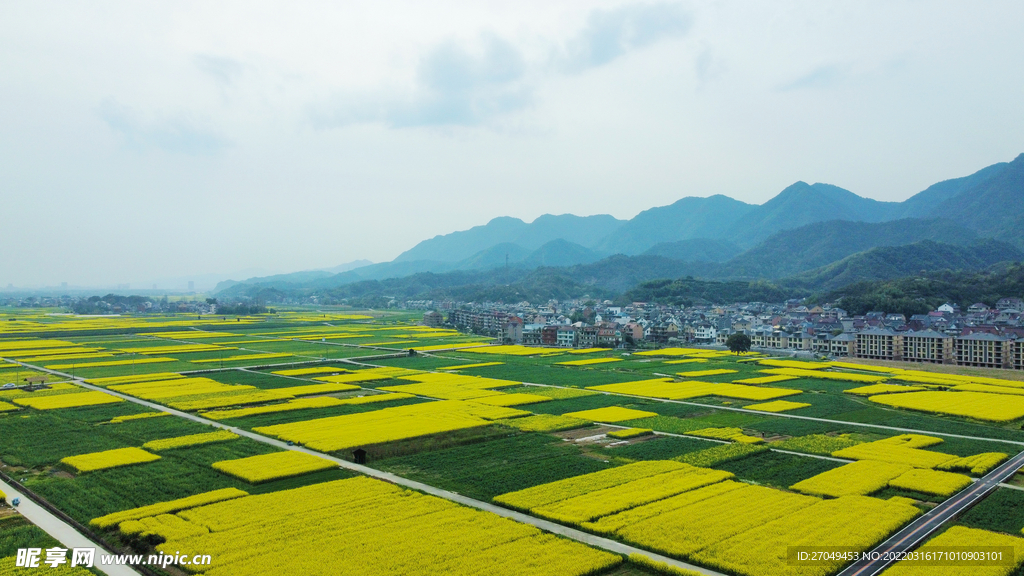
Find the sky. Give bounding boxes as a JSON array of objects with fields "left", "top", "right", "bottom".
[{"left": 2, "top": 1, "right": 1023, "bottom": 289}]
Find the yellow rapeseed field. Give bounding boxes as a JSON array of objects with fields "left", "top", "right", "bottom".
[
  {"left": 869, "top": 390, "right": 1024, "bottom": 422},
  {"left": 607, "top": 427, "right": 653, "bottom": 439},
  {"left": 120, "top": 514, "right": 209, "bottom": 541},
  {"left": 759, "top": 367, "right": 887, "bottom": 383},
  {"left": 0, "top": 401, "right": 18, "bottom": 412},
  {"left": 14, "top": 390, "right": 123, "bottom": 410},
  {"left": 253, "top": 400, "right": 526, "bottom": 452},
  {"left": 757, "top": 359, "right": 833, "bottom": 370},
  {"left": 686, "top": 427, "right": 763, "bottom": 443},
  {"left": 87, "top": 372, "right": 184, "bottom": 386},
  {"left": 562, "top": 406, "right": 658, "bottom": 422},
  {"left": 201, "top": 394, "right": 415, "bottom": 420},
  {"left": 791, "top": 460, "right": 911, "bottom": 497},
  {"left": 845, "top": 384, "right": 927, "bottom": 395},
  {"left": 143, "top": 430, "right": 239, "bottom": 451},
  {"left": 936, "top": 452, "right": 1008, "bottom": 475},
  {"left": 627, "top": 554, "right": 704, "bottom": 576},
  {"left": 832, "top": 436, "right": 955, "bottom": 469},
  {"left": 953, "top": 383, "right": 1024, "bottom": 397},
  {"left": 583, "top": 479, "right": 745, "bottom": 536},
  {"left": 438, "top": 362, "right": 505, "bottom": 370},
  {"left": 169, "top": 390, "right": 296, "bottom": 411},
  {"left": 828, "top": 362, "right": 900, "bottom": 373},
  {"left": 634, "top": 348, "right": 735, "bottom": 357},
  {"left": 743, "top": 400, "right": 810, "bottom": 412},
  {"left": 62, "top": 447, "right": 161, "bottom": 473},
  {"left": 732, "top": 375, "right": 797, "bottom": 384},
  {"left": 530, "top": 465, "right": 733, "bottom": 525},
  {"left": 190, "top": 353, "right": 292, "bottom": 364},
  {"left": 212, "top": 451, "right": 336, "bottom": 483},
  {"left": 275, "top": 382, "right": 361, "bottom": 395},
  {"left": 466, "top": 345, "right": 551, "bottom": 355},
  {"left": 556, "top": 358, "right": 622, "bottom": 366},
  {"left": 495, "top": 461, "right": 687, "bottom": 512},
  {"left": 615, "top": 482, "right": 817, "bottom": 558},
  {"left": 118, "top": 344, "right": 234, "bottom": 355},
  {"left": 271, "top": 366, "right": 350, "bottom": 376},
  {"left": 676, "top": 369, "right": 738, "bottom": 377},
  {"left": 496, "top": 414, "right": 590, "bottom": 433},
  {"left": 107, "top": 412, "right": 169, "bottom": 423},
  {"left": 588, "top": 379, "right": 801, "bottom": 401},
  {"left": 888, "top": 468, "right": 972, "bottom": 496},
  {"left": 392, "top": 372, "right": 520, "bottom": 389},
  {"left": 881, "top": 434, "right": 943, "bottom": 448},
  {"left": 46, "top": 357, "right": 177, "bottom": 370},
  {"left": 311, "top": 367, "right": 422, "bottom": 384},
  {"left": 90, "top": 488, "right": 249, "bottom": 529},
  {"left": 158, "top": 477, "right": 621, "bottom": 576}
]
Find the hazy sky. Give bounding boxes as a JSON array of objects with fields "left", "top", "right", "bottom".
[{"left": 3, "top": 1, "right": 1023, "bottom": 288}]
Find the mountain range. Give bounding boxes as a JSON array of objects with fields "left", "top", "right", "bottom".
[{"left": 215, "top": 153, "right": 1024, "bottom": 302}]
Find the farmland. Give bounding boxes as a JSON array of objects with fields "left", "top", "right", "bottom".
[{"left": 2, "top": 309, "right": 1024, "bottom": 576}]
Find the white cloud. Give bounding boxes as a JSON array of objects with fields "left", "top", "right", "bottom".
[{"left": 0, "top": 0, "right": 1022, "bottom": 287}]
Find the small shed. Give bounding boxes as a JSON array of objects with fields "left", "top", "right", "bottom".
[{"left": 353, "top": 448, "right": 367, "bottom": 465}]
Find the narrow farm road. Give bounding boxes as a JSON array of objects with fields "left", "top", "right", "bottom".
[{"left": 0, "top": 478, "right": 141, "bottom": 576}]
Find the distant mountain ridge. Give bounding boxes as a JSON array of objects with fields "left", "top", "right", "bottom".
[
  {"left": 393, "top": 213, "right": 624, "bottom": 263},
  {"left": 381, "top": 154, "right": 1021, "bottom": 268},
  {"left": 217, "top": 153, "right": 1024, "bottom": 296}
]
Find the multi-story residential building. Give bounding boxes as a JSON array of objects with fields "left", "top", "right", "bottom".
[
  {"left": 522, "top": 324, "right": 544, "bottom": 346},
  {"left": 422, "top": 311, "right": 444, "bottom": 327},
  {"left": 901, "top": 329, "right": 954, "bottom": 364},
  {"left": 1013, "top": 340, "right": 1024, "bottom": 371},
  {"left": 693, "top": 323, "right": 717, "bottom": 343},
  {"left": 541, "top": 326, "right": 559, "bottom": 346},
  {"left": 578, "top": 325, "right": 599, "bottom": 348},
  {"left": 788, "top": 331, "right": 811, "bottom": 351},
  {"left": 855, "top": 327, "right": 902, "bottom": 361},
  {"left": 448, "top": 309, "right": 510, "bottom": 334},
  {"left": 829, "top": 333, "right": 856, "bottom": 357},
  {"left": 502, "top": 317, "right": 524, "bottom": 344},
  {"left": 556, "top": 326, "right": 578, "bottom": 348},
  {"left": 622, "top": 322, "right": 643, "bottom": 342},
  {"left": 811, "top": 332, "right": 831, "bottom": 353},
  {"left": 955, "top": 333, "right": 1011, "bottom": 368},
  {"left": 646, "top": 323, "right": 678, "bottom": 343}
]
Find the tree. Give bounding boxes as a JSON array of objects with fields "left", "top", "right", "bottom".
[{"left": 726, "top": 333, "right": 751, "bottom": 354}]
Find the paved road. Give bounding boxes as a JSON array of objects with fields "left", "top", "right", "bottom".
[
  {"left": 0, "top": 478, "right": 140, "bottom": 576},
  {"left": 837, "top": 449, "right": 1024, "bottom": 576},
  {"left": 16, "top": 364, "right": 726, "bottom": 576}
]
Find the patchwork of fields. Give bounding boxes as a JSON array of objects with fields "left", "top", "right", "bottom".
[{"left": 2, "top": 309, "right": 1024, "bottom": 576}]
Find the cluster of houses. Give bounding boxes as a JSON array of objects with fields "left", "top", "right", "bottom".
[{"left": 422, "top": 296, "right": 1024, "bottom": 371}]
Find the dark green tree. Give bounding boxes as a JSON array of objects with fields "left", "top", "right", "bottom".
[{"left": 726, "top": 333, "right": 751, "bottom": 354}]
